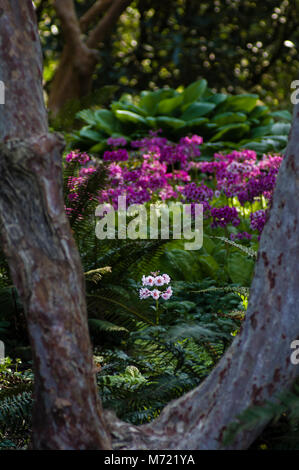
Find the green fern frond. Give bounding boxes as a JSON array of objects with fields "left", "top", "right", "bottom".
[
  {"left": 0, "top": 391, "right": 32, "bottom": 432},
  {"left": 88, "top": 318, "right": 129, "bottom": 335},
  {"left": 211, "top": 236, "right": 257, "bottom": 258},
  {"left": 85, "top": 266, "right": 112, "bottom": 283},
  {"left": 192, "top": 286, "right": 250, "bottom": 296}
]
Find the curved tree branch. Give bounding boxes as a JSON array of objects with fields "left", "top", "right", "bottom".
[
  {"left": 86, "top": 0, "right": 131, "bottom": 49},
  {"left": 79, "top": 0, "right": 111, "bottom": 32},
  {"left": 54, "top": 0, "right": 83, "bottom": 49}
]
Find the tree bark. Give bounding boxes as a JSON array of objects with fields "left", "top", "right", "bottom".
[
  {"left": 0, "top": 0, "right": 111, "bottom": 450},
  {"left": 48, "top": 0, "right": 132, "bottom": 116}
]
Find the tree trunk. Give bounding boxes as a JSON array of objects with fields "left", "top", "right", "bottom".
[
  {"left": 0, "top": 0, "right": 111, "bottom": 450},
  {"left": 48, "top": 0, "right": 132, "bottom": 116}
]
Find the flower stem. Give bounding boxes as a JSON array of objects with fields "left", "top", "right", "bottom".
[{"left": 155, "top": 299, "right": 159, "bottom": 325}]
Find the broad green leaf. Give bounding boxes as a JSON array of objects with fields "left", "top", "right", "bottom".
[
  {"left": 242, "top": 140, "right": 277, "bottom": 153},
  {"left": 138, "top": 91, "right": 158, "bottom": 115},
  {"left": 119, "top": 93, "right": 134, "bottom": 103},
  {"left": 249, "top": 105, "right": 269, "bottom": 119},
  {"left": 111, "top": 101, "right": 147, "bottom": 117},
  {"left": 270, "top": 110, "right": 292, "bottom": 122},
  {"left": 90, "top": 142, "right": 108, "bottom": 153},
  {"left": 94, "top": 109, "right": 120, "bottom": 134},
  {"left": 218, "top": 94, "right": 259, "bottom": 113},
  {"left": 250, "top": 125, "right": 273, "bottom": 138},
  {"left": 78, "top": 127, "right": 104, "bottom": 142},
  {"left": 76, "top": 109, "right": 97, "bottom": 125},
  {"left": 227, "top": 252, "right": 255, "bottom": 286},
  {"left": 271, "top": 122, "right": 291, "bottom": 136},
  {"left": 181, "top": 102, "right": 216, "bottom": 120},
  {"left": 205, "top": 93, "right": 227, "bottom": 106},
  {"left": 139, "top": 89, "right": 177, "bottom": 115},
  {"left": 155, "top": 116, "right": 186, "bottom": 128},
  {"left": 145, "top": 116, "right": 157, "bottom": 127},
  {"left": 260, "top": 116, "right": 274, "bottom": 126},
  {"left": 211, "top": 112, "right": 247, "bottom": 126},
  {"left": 210, "top": 123, "right": 250, "bottom": 142},
  {"left": 156, "top": 94, "right": 183, "bottom": 115},
  {"left": 183, "top": 79, "right": 207, "bottom": 105},
  {"left": 184, "top": 117, "right": 209, "bottom": 128},
  {"left": 114, "top": 110, "right": 148, "bottom": 125}
]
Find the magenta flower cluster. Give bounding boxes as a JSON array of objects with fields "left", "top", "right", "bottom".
[
  {"left": 107, "top": 136, "right": 127, "bottom": 147},
  {"left": 64, "top": 133, "right": 283, "bottom": 238},
  {"left": 250, "top": 210, "right": 267, "bottom": 233},
  {"left": 103, "top": 149, "right": 128, "bottom": 161},
  {"left": 197, "top": 150, "right": 282, "bottom": 205},
  {"left": 211, "top": 206, "right": 240, "bottom": 228}
]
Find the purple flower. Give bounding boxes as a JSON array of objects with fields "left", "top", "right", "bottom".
[
  {"left": 103, "top": 149, "right": 129, "bottom": 162},
  {"left": 107, "top": 137, "right": 127, "bottom": 147},
  {"left": 211, "top": 206, "right": 240, "bottom": 228},
  {"left": 250, "top": 210, "right": 267, "bottom": 233}
]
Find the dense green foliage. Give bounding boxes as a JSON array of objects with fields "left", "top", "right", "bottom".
[
  {"left": 73, "top": 79, "right": 292, "bottom": 155},
  {"left": 35, "top": 0, "right": 299, "bottom": 109}
]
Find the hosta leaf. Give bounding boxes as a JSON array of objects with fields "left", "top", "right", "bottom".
[
  {"left": 155, "top": 116, "right": 185, "bottom": 129},
  {"left": 184, "top": 117, "right": 209, "bottom": 128},
  {"left": 156, "top": 94, "right": 183, "bottom": 115},
  {"left": 218, "top": 94, "right": 259, "bottom": 113},
  {"left": 249, "top": 105, "right": 269, "bottom": 119},
  {"left": 78, "top": 126, "right": 104, "bottom": 142},
  {"left": 111, "top": 101, "right": 147, "bottom": 117},
  {"left": 270, "top": 122, "right": 291, "bottom": 136},
  {"left": 250, "top": 125, "right": 273, "bottom": 138},
  {"left": 139, "top": 89, "right": 177, "bottom": 115},
  {"left": 114, "top": 110, "right": 148, "bottom": 125},
  {"left": 205, "top": 93, "right": 227, "bottom": 106},
  {"left": 90, "top": 142, "right": 107, "bottom": 153},
  {"left": 242, "top": 140, "right": 277, "bottom": 153},
  {"left": 76, "top": 109, "right": 97, "bottom": 125},
  {"left": 94, "top": 109, "right": 120, "bottom": 134},
  {"left": 210, "top": 123, "right": 250, "bottom": 142},
  {"left": 211, "top": 112, "right": 247, "bottom": 126},
  {"left": 182, "top": 79, "right": 207, "bottom": 105},
  {"left": 145, "top": 116, "right": 157, "bottom": 127},
  {"left": 270, "top": 110, "right": 292, "bottom": 122},
  {"left": 181, "top": 102, "right": 216, "bottom": 120}
]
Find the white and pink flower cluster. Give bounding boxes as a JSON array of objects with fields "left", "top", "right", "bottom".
[{"left": 139, "top": 273, "right": 173, "bottom": 301}]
